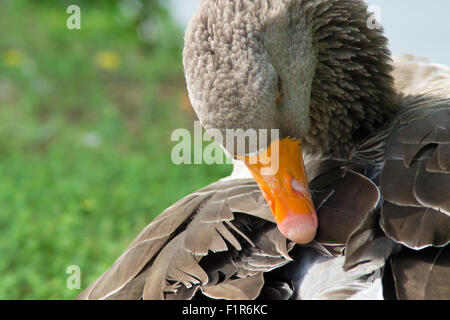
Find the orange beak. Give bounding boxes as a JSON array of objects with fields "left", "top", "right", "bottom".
[{"left": 240, "top": 138, "right": 318, "bottom": 244}]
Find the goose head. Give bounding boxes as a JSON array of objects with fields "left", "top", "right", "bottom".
[{"left": 183, "top": 0, "right": 396, "bottom": 244}]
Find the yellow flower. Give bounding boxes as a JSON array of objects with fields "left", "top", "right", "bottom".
[
  {"left": 2, "top": 49, "right": 24, "bottom": 67},
  {"left": 94, "top": 51, "right": 121, "bottom": 71},
  {"left": 81, "top": 198, "right": 97, "bottom": 211}
]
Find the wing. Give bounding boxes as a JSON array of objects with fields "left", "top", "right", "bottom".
[
  {"left": 379, "top": 96, "right": 450, "bottom": 300},
  {"left": 77, "top": 179, "right": 294, "bottom": 300},
  {"left": 380, "top": 98, "right": 450, "bottom": 250},
  {"left": 350, "top": 92, "right": 450, "bottom": 299}
]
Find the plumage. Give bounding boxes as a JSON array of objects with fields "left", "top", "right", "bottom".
[
  {"left": 78, "top": 0, "right": 450, "bottom": 300},
  {"left": 391, "top": 246, "right": 450, "bottom": 300}
]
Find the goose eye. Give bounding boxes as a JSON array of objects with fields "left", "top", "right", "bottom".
[{"left": 276, "top": 79, "right": 281, "bottom": 105}]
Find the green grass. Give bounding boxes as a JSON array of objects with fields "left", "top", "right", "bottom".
[{"left": 0, "top": 1, "right": 232, "bottom": 299}]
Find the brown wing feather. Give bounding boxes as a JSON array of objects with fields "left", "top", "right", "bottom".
[
  {"left": 201, "top": 273, "right": 265, "bottom": 300},
  {"left": 311, "top": 167, "right": 380, "bottom": 246},
  {"left": 344, "top": 210, "right": 400, "bottom": 271}
]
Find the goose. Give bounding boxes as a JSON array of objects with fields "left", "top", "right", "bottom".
[{"left": 77, "top": 0, "right": 450, "bottom": 300}]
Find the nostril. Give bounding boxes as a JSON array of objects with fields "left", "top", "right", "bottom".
[{"left": 291, "top": 178, "right": 307, "bottom": 197}]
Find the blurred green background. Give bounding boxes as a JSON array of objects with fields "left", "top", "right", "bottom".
[{"left": 0, "top": 0, "right": 232, "bottom": 299}]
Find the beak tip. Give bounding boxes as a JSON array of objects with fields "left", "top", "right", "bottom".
[{"left": 278, "top": 213, "right": 318, "bottom": 244}]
